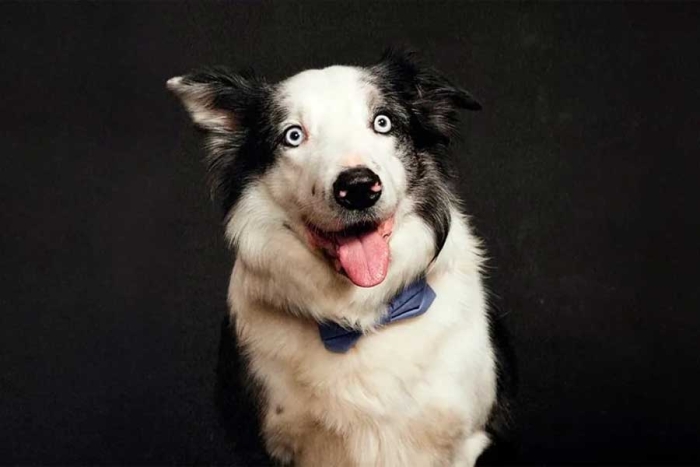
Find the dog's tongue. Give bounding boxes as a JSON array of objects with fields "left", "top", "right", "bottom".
[{"left": 336, "top": 229, "right": 389, "bottom": 288}]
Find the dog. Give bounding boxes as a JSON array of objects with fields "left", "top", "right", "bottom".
[{"left": 168, "top": 50, "right": 513, "bottom": 466}]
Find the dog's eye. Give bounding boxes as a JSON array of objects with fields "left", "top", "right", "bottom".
[
  {"left": 373, "top": 114, "right": 392, "bottom": 134},
  {"left": 283, "top": 126, "right": 305, "bottom": 147}
]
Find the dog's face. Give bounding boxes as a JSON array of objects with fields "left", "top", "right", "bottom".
[{"left": 168, "top": 51, "right": 479, "bottom": 288}]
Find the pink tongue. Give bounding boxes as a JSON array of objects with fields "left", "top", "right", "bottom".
[{"left": 336, "top": 229, "right": 390, "bottom": 288}]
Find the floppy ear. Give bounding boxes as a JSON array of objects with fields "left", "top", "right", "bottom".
[
  {"left": 376, "top": 49, "right": 481, "bottom": 145},
  {"left": 166, "top": 68, "right": 263, "bottom": 133}
]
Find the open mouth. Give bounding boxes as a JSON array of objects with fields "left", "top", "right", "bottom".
[{"left": 306, "top": 216, "right": 394, "bottom": 288}]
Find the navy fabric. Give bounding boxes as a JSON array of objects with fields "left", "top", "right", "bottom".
[{"left": 318, "top": 278, "right": 437, "bottom": 353}]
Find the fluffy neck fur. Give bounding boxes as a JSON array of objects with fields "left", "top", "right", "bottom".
[{"left": 225, "top": 181, "right": 482, "bottom": 333}]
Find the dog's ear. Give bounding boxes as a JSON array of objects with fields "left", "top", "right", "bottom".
[
  {"left": 166, "top": 68, "right": 264, "bottom": 133},
  {"left": 167, "top": 68, "right": 272, "bottom": 214},
  {"left": 376, "top": 48, "right": 481, "bottom": 145},
  {"left": 378, "top": 48, "right": 481, "bottom": 110}
]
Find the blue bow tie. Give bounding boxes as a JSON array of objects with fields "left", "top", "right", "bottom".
[{"left": 318, "top": 277, "right": 436, "bottom": 353}]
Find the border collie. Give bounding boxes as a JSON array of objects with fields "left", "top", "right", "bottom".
[{"left": 168, "top": 50, "right": 512, "bottom": 466}]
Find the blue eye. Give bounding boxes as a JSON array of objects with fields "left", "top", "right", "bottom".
[
  {"left": 283, "top": 126, "right": 305, "bottom": 147},
  {"left": 373, "top": 114, "right": 392, "bottom": 134}
]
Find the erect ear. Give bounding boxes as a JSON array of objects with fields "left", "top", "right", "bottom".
[
  {"left": 166, "top": 68, "right": 263, "bottom": 133},
  {"left": 376, "top": 49, "right": 481, "bottom": 144}
]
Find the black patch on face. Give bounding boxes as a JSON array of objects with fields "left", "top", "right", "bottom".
[
  {"left": 170, "top": 68, "right": 284, "bottom": 218},
  {"left": 369, "top": 49, "right": 481, "bottom": 257}
]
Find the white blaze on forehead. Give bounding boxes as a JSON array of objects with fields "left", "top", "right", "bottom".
[{"left": 276, "top": 66, "right": 378, "bottom": 137}]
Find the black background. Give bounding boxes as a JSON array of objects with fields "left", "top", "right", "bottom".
[{"left": 1, "top": 2, "right": 699, "bottom": 465}]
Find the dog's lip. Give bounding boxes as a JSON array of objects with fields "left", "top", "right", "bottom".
[
  {"left": 306, "top": 216, "right": 393, "bottom": 239},
  {"left": 304, "top": 216, "right": 395, "bottom": 259},
  {"left": 307, "top": 220, "right": 382, "bottom": 239}
]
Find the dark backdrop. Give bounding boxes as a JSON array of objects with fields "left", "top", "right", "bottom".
[{"left": 1, "top": 2, "right": 699, "bottom": 464}]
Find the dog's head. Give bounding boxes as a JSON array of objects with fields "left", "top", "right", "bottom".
[{"left": 168, "top": 50, "right": 480, "bottom": 288}]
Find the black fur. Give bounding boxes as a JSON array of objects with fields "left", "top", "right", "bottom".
[
  {"left": 372, "top": 48, "right": 481, "bottom": 151},
  {"left": 175, "top": 69, "right": 284, "bottom": 218},
  {"left": 370, "top": 49, "right": 481, "bottom": 257},
  {"left": 481, "top": 308, "right": 519, "bottom": 464},
  {"left": 216, "top": 314, "right": 273, "bottom": 465}
]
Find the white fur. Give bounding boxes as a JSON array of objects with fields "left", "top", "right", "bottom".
[
  {"left": 267, "top": 67, "right": 405, "bottom": 234},
  {"left": 199, "top": 66, "right": 496, "bottom": 466},
  {"left": 228, "top": 202, "right": 495, "bottom": 466}
]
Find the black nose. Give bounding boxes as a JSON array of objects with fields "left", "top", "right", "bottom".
[{"left": 333, "top": 167, "right": 382, "bottom": 210}]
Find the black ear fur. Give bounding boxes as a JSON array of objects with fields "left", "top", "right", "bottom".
[
  {"left": 378, "top": 48, "right": 481, "bottom": 109},
  {"left": 375, "top": 48, "right": 481, "bottom": 146},
  {"left": 167, "top": 68, "right": 278, "bottom": 216},
  {"left": 166, "top": 68, "right": 268, "bottom": 133}
]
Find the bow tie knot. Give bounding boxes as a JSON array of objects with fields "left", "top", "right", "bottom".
[{"left": 318, "top": 278, "right": 436, "bottom": 353}]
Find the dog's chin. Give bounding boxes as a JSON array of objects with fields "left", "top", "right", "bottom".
[{"left": 305, "top": 216, "right": 395, "bottom": 288}]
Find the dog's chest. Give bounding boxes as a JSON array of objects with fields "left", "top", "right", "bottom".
[
  {"left": 239, "top": 292, "right": 495, "bottom": 467},
  {"left": 240, "top": 283, "right": 489, "bottom": 432}
]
